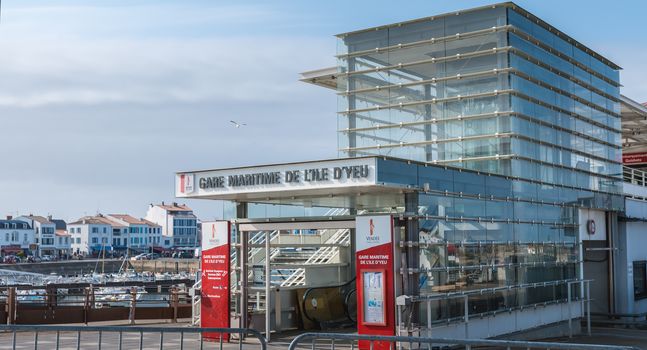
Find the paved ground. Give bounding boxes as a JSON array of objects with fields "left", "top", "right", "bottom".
[
  {"left": 1, "top": 323, "right": 647, "bottom": 349},
  {"left": 542, "top": 327, "right": 647, "bottom": 349}
]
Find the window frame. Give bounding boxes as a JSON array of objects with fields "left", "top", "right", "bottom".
[{"left": 634, "top": 261, "right": 647, "bottom": 300}]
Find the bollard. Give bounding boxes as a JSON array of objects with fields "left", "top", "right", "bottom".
[
  {"left": 6, "top": 287, "right": 16, "bottom": 324},
  {"left": 129, "top": 287, "right": 137, "bottom": 325},
  {"left": 171, "top": 287, "right": 178, "bottom": 323}
]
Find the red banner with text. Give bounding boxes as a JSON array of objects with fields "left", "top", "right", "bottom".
[
  {"left": 355, "top": 215, "right": 395, "bottom": 350},
  {"left": 623, "top": 152, "right": 647, "bottom": 165},
  {"left": 200, "top": 221, "right": 231, "bottom": 342}
]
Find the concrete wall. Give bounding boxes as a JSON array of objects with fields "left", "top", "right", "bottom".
[
  {"left": 578, "top": 208, "right": 607, "bottom": 241},
  {"left": 130, "top": 259, "right": 199, "bottom": 274}
]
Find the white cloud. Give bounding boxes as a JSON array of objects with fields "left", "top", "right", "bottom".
[
  {"left": 0, "top": 2, "right": 339, "bottom": 219},
  {"left": 0, "top": 36, "right": 333, "bottom": 107},
  {"left": 0, "top": 2, "right": 335, "bottom": 107}
]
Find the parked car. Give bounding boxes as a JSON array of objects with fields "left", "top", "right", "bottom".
[
  {"left": 149, "top": 253, "right": 160, "bottom": 260},
  {"left": 40, "top": 255, "right": 54, "bottom": 262},
  {"left": 172, "top": 251, "right": 193, "bottom": 259},
  {"left": 130, "top": 253, "right": 149, "bottom": 261},
  {"left": 3, "top": 255, "right": 21, "bottom": 264},
  {"left": 26, "top": 256, "right": 41, "bottom": 263}
]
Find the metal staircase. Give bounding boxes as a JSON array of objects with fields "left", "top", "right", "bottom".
[
  {"left": 190, "top": 278, "right": 202, "bottom": 326},
  {"left": 279, "top": 228, "right": 351, "bottom": 287},
  {"left": 195, "top": 207, "right": 353, "bottom": 326}
]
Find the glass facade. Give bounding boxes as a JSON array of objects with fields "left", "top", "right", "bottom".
[
  {"left": 216, "top": 2, "right": 626, "bottom": 332},
  {"left": 334, "top": 3, "right": 624, "bottom": 325},
  {"left": 336, "top": 3, "right": 622, "bottom": 197},
  {"left": 376, "top": 158, "right": 580, "bottom": 323}
]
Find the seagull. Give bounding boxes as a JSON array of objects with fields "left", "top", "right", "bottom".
[{"left": 230, "top": 120, "right": 247, "bottom": 128}]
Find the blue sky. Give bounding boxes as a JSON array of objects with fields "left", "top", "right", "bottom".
[{"left": 0, "top": 0, "right": 645, "bottom": 221}]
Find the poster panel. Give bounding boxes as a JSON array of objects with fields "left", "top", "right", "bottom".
[
  {"left": 200, "top": 221, "right": 231, "bottom": 341},
  {"left": 361, "top": 270, "right": 386, "bottom": 326},
  {"left": 355, "top": 215, "right": 394, "bottom": 350}
]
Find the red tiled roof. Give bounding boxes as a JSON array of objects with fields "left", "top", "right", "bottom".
[
  {"left": 55, "top": 230, "right": 70, "bottom": 237},
  {"left": 108, "top": 214, "right": 161, "bottom": 227},
  {"left": 155, "top": 204, "right": 192, "bottom": 212}
]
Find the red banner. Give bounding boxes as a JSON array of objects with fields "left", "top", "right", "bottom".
[
  {"left": 355, "top": 216, "right": 395, "bottom": 350},
  {"left": 623, "top": 152, "right": 647, "bottom": 165},
  {"left": 200, "top": 221, "right": 231, "bottom": 342}
]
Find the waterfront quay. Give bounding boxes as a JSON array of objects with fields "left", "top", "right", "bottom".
[{"left": 0, "top": 260, "right": 197, "bottom": 325}]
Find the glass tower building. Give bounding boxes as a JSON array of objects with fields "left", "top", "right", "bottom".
[
  {"left": 181, "top": 2, "right": 629, "bottom": 339},
  {"left": 337, "top": 3, "right": 622, "bottom": 196},
  {"left": 333, "top": 2, "right": 624, "bottom": 325}
]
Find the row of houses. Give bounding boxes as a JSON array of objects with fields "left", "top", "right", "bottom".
[{"left": 0, "top": 202, "right": 199, "bottom": 258}]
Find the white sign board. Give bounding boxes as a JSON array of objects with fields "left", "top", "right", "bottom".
[
  {"left": 355, "top": 215, "right": 393, "bottom": 252},
  {"left": 201, "top": 221, "right": 229, "bottom": 251},
  {"left": 176, "top": 157, "right": 377, "bottom": 199}
]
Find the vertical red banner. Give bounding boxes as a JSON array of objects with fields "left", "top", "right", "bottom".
[
  {"left": 355, "top": 215, "right": 395, "bottom": 350},
  {"left": 200, "top": 221, "right": 231, "bottom": 341}
]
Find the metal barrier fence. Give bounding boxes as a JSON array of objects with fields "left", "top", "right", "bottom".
[
  {"left": 0, "top": 325, "right": 266, "bottom": 350},
  {"left": 288, "top": 333, "right": 641, "bottom": 350},
  {"left": 396, "top": 279, "right": 592, "bottom": 340}
]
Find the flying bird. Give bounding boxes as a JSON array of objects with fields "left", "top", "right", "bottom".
[{"left": 230, "top": 120, "right": 247, "bottom": 128}]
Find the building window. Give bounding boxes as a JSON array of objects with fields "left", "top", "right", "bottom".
[{"left": 635, "top": 261, "right": 647, "bottom": 300}]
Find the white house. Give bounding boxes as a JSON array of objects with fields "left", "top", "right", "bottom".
[
  {"left": 55, "top": 229, "right": 71, "bottom": 257},
  {"left": 68, "top": 215, "right": 113, "bottom": 256},
  {"left": 0, "top": 217, "right": 36, "bottom": 257},
  {"left": 16, "top": 215, "right": 58, "bottom": 257},
  {"left": 106, "top": 214, "right": 162, "bottom": 254},
  {"left": 145, "top": 202, "right": 198, "bottom": 248}
]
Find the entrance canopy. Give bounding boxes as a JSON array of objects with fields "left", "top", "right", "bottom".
[{"left": 175, "top": 157, "right": 415, "bottom": 208}]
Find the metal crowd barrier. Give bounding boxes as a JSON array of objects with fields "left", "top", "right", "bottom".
[
  {"left": 0, "top": 325, "right": 266, "bottom": 350},
  {"left": 288, "top": 332, "right": 640, "bottom": 350}
]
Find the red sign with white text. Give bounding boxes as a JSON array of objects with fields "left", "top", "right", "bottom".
[
  {"left": 623, "top": 152, "right": 647, "bottom": 165},
  {"left": 200, "top": 221, "right": 231, "bottom": 341},
  {"left": 355, "top": 215, "right": 395, "bottom": 350}
]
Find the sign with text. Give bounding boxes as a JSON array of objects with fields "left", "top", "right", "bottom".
[
  {"left": 355, "top": 215, "right": 395, "bottom": 350},
  {"left": 176, "top": 158, "right": 377, "bottom": 199},
  {"left": 623, "top": 152, "right": 647, "bottom": 165},
  {"left": 200, "top": 221, "right": 231, "bottom": 341}
]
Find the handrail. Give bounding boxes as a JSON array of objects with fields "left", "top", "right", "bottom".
[
  {"left": 288, "top": 332, "right": 640, "bottom": 350},
  {"left": 624, "top": 166, "right": 647, "bottom": 187}
]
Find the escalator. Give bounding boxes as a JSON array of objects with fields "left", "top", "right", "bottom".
[{"left": 298, "top": 279, "right": 357, "bottom": 330}]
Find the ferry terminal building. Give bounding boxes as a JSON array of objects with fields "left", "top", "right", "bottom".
[{"left": 178, "top": 2, "right": 647, "bottom": 341}]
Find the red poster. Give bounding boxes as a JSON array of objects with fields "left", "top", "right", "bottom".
[
  {"left": 623, "top": 152, "right": 647, "bottom": 165},
  {"left": 200, "top": 221, "right": 231, "bottom": 341},
  {"left": 355, "top": 216, "right": 395, "bottom": 350}
]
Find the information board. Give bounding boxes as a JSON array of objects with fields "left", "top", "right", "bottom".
[
  {"left": 200, "top": 221, "right": 231, "bottom": 342},
  {"left": 355, "top": 215, "right": 395, "bottom": 350},
  {"left": 362, "top": 270, "right": 386, "bottom": 326}
]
